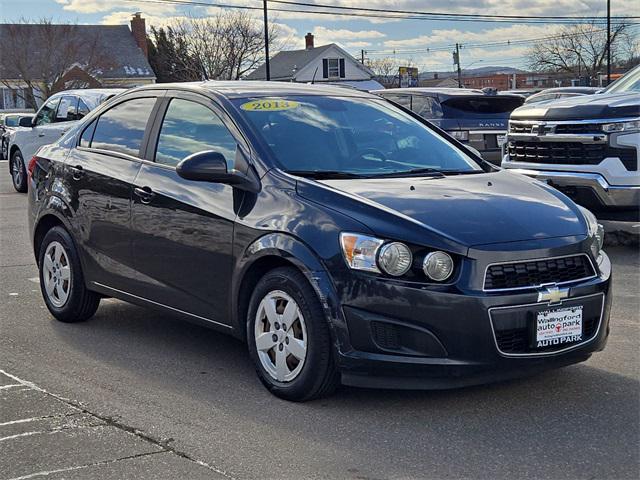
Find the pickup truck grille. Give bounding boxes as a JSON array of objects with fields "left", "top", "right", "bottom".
[
  {"left": 484, "top": 255, "right": 596, "bottom": 291},
  {"left": 507, "top": 141, "right": 637, "bottom": 171},
  {"left": 509, "top": 122, "right": 603, "bottom": 134}
]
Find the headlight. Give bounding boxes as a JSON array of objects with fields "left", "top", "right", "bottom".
[
  {"left": 601, "top": 119, "right": 640, "bottom": 133},
  {"left": 448, "top": 130, "right": 469, "bottom": 141},
  {"left": 423, "top": 251, "right": 454, "bottom": 282},
  {"left": 340, "top": 233, "right": 383, "bottom": 273},
  {"left": 578, "top": 206, "right": 604, "bottom": 258},
  {"left": 377, "top": 242, "right": 413, "bottom": 276}
]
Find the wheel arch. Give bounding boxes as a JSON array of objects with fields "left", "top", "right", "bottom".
[
  {"left": 33, "top": 212, "right": 74, "bottom": 265},
  {"left": 232, "top": 233, "right": 342, "bottom": 343}
]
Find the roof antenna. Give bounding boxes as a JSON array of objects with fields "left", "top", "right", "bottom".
[{"left": 311, "top": 66, "right": 318, "bottom": 84}]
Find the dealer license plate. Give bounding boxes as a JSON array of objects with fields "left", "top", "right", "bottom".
[
  {"left": 497, "top": 134, "right": 506, "bottom": 147},
  {"left": 535, "top": 305, "right": 583, "bottom": 348}
]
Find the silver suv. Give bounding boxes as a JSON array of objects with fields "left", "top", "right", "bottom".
[{"left": 502, "top": 65, "right": 640, "bottom": 227}]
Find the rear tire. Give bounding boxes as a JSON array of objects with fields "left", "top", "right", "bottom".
[
  {"left": 39, "top": 226, "right": 100, "bottom": 323},
  {"left": 247, "top": 267, "right": 339, "bottom": 401},
  {"left": 10, "top": 149, "right": 27, "bottom": 193}
]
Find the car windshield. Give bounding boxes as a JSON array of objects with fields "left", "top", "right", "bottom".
[
  {"left": 605, "top": 66, "right": 640, "bottom": 94},
  {"left": 233, "top": 96, "right": 483, "bottom": 177}
]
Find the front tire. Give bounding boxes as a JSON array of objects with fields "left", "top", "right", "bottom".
[
  {"left": 10, "top": 149, "right": 27, "bottom": 192},
  {"left": 247, "top": 267, "right": 339, "bottom": 401},
  {"left": 39, "top": 226, "right": 100, "bottom": 323}
]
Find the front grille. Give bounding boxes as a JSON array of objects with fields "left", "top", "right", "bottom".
[
  {"left": 554, "top": 123, "right": 602, "bottom": 134},
  {"left": 494, "top": 314, "right": 599, "bottom": 354},
  {"left": 484, "top": 255, "right": 596, "bottom": 291},
  {"left": 509, "top": 122, "right": 603, "bottom": 134},
  {"left": 507, "top": 140, "right": 637, "bottom": 171}
]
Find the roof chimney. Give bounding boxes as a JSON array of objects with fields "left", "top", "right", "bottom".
[
  {"left": 305, "top": 32, "right": 314, "bottom": 50},
  {"left": 130, "top": 12, "right": 148, "bottom": 57}
]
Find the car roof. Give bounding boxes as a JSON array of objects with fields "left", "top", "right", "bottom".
[
  {"left": 533, "top": 87, "right": 600, "bottom": 94},
  {"left": 128, "top": 81, "right": 375, "bottom": 99},
  {"left": 373, "top": 87, "right": 486, "bottom": 96}
]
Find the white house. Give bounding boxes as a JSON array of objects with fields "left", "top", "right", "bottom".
[{"left": 246, "top": 33, "right": 377, "bottom": 89}]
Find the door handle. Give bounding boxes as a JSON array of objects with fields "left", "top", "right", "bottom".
[
  {"left": 134, "top": 186, "right": 155, "bottom": 204},
  {"left": 38, "top": 132, "right": 45, "bottom": 137},
  {"left": 70, "top": 165, "right": 84, "bottom": 180}
]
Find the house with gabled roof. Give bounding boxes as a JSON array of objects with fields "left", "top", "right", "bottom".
[
  {"left": 246, "top": 33, "right": 376, "bottom": 88},
  {"left": 0, "top": 14, "right": 155, "bottom": 111}
]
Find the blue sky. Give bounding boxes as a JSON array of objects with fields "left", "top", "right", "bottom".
[{"left": 1, "top": 0, "right": 637, "bottom": 72}]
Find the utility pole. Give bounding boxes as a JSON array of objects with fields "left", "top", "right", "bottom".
[
  {"left": 361, "top": 49, "right": 365, "bottom": 64},
  {"left": 607, "top": 0, "right": 611, "bottom": 85},
  {"left": 263, "top": 0, "right": 270, "bottom": 81},
  {"left": 454, "top": 43, "right": 462, "bottom": 88}
]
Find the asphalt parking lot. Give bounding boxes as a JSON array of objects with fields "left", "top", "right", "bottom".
[{"left": 1, "top": 163, "right": 638, "bottom": 480}]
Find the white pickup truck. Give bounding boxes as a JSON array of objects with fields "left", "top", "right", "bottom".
[
  {"left": 8, "top": 88, "right": 124, "bottom": 192},
  {"left": 502, "top": 65, "right": 639, "bottom": 230}
]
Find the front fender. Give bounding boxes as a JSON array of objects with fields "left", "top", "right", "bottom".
[{"left": 232, "top": 232, "right": 348, "bottom": 350}]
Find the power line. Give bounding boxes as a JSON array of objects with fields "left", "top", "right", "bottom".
[
  {"left": 121, "top": 0, "right": 640, "bottom": 24},
  {"left": 268, "top": 0, "right": 639, "bottom": 22},
  {"left": 364, "top": 24, "right": 640, "bottom": 56}
]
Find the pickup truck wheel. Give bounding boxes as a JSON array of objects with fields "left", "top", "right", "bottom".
[{"left": 10, "top": 149, "right": 27, "bottom": 193}]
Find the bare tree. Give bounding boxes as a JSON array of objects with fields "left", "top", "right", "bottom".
[
  {"left": 168, "top": 11, "right": 284, "bottom": 81},
  {"left": 0, "top": 19, "right": 114, "bottom": 108},
  {"left": 368, "top": 57, "right": 398, "bottom": 87},
  {"left": 368, "top": 57, "right": 419, "bottom": 88},
  {"left": 527, "top": 20, "right": 638, "bottom": 81}
]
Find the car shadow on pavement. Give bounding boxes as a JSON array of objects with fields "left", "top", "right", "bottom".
[{"left": 46, "top": 295, "right": 639, "bottom": 479}]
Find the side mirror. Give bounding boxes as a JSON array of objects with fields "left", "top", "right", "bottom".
[
  {"left": 176, "top": 150, "right": 260, "bottom": 193},
  {"left": 19, "top": 116, "right": 34, "bottom": 127},
  {"left": 176, "top": 150, "right": 228, "bottom": 182}
]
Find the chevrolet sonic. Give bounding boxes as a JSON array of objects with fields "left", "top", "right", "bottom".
[{"left": 27, "top": 82, "right": 611, "bottom": 401}]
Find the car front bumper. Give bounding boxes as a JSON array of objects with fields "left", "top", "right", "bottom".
[
  {"left": 506, "top": 168, "right": 640, "bottom": 223},
  {"left": 331, "top": 250, "right": 612, "bottom": 390}
]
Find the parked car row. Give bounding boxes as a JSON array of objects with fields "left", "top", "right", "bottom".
[{"left": 7, "top": 88, "right": 124, "bottom": 192}]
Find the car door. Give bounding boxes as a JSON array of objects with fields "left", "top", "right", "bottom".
[
  {"left": 129, "top": 92, "right": 245, "bottom": 325},
  {"left": 66, "top": 93, "right": 162, "bottom": 291}
]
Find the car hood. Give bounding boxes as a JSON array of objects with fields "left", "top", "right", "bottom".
[
  {"left": 297, "top": 170, "right": 587, "bottom": 250},
  {"left": 510, "top": 92, "right": 640, "bottom": 121}
]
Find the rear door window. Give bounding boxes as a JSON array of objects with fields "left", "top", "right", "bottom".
[
  {"left": 382, "top": 94, "right": 412, "bottom": 109},
  {"left": 411, "top": 95, "right": 443, "bottom": 118},
  {"left": 155, "top": 98, "right": 237, "bottom": 167},
  {"left": 76, "top": 99, "right": 90, "bottom": 120},
  {"left": 90, "top": 97, "right": 156, "bottom": 157}
]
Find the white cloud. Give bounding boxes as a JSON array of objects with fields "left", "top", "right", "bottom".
[
  {"left": 384, "top": 24, "right": 559, "bottom": 49},
  {"left": 56, "top": 0, "right": 176, "bottom": 15}
]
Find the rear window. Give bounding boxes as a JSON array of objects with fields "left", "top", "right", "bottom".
[{"left": 441, "top": 96, "right": 523, "bottom": 117}]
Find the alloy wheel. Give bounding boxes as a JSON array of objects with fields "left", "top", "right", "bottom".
[
  {"left": 254, "top": 290, "right": 308, "bottom": 382},
  {"left": 42, "top": 241, "right": 72, "bottom": 307},
  {"left": 11, "top": 155, "right": 23, "bottom": 187}
]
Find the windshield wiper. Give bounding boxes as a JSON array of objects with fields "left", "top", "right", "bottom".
[
  {"left": 370, "top": 168, "right": 445, "bottom": 178},
  {"left": 286, "top": 170, "right": 368, "bottom": 179}
]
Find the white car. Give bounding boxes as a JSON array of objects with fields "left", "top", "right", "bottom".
[{"left": 8, "top": 89, "right": 124, "bottom": 192}]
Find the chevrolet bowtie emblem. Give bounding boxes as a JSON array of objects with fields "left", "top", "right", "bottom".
[{"left": 538, "top": 284, "right": 569, "bottom": 305}]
